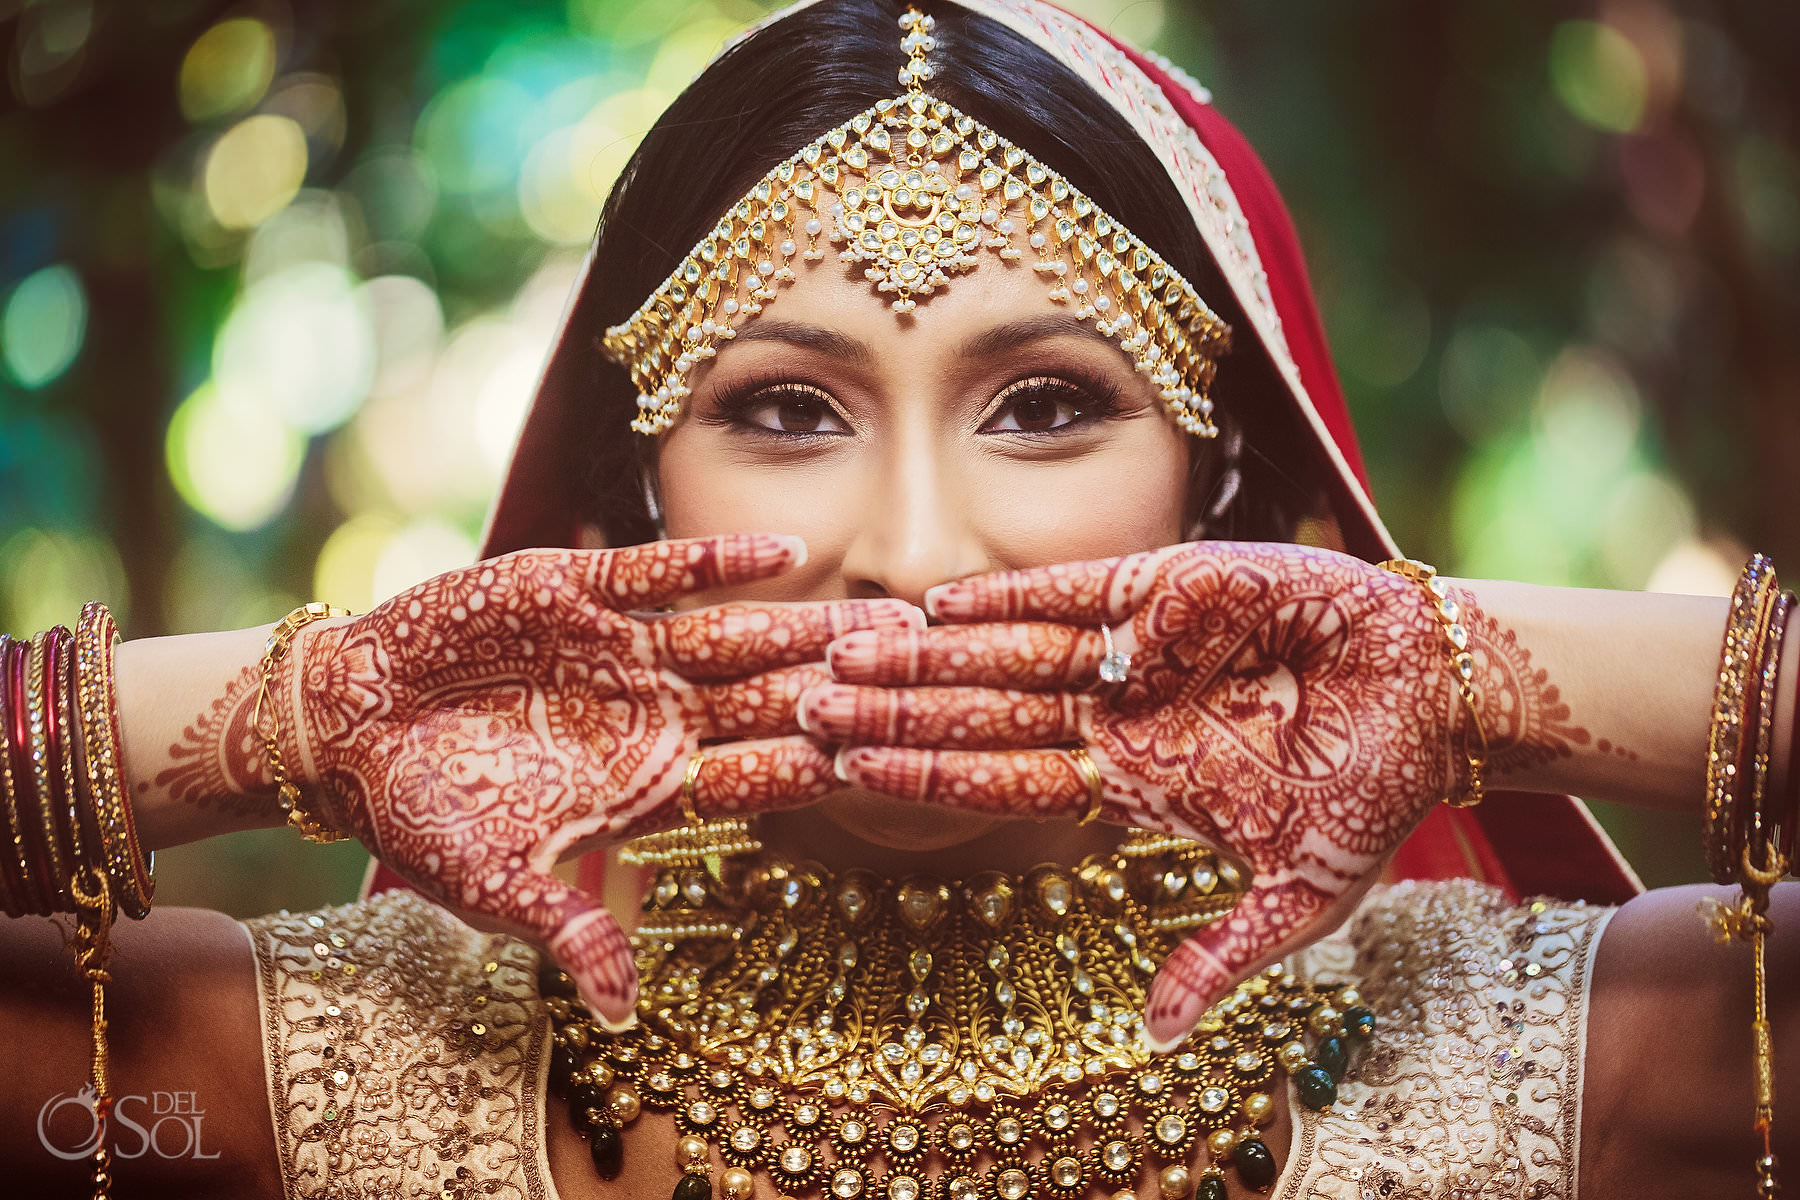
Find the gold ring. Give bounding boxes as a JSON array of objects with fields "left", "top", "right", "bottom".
[
  {"left": 1069, "top": 745, "right": 1104, "bottom": 826},
  {"left": 680, "top": 751, "right": 706, "bottom": 825}
]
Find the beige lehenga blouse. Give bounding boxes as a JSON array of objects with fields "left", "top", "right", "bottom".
[{"left": 241, "top": 879, "right": 1612, "bottom": 1199}]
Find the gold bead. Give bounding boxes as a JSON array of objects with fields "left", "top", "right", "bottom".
[
  {"left": 678, "top": 1136, "right": 710, "bottom": 1168},
  {"left": 605, "top": 1082, "right": 641, "bottom": 1123},
  {"left": 1308, "top": 1005, "right": 1341, "bottom": 1035},
  {"left": 721, "top": 1167, "right": 755, "bottom": 1199},
  {"left": 1113, "top": 1192, "right": 1137, "bottom": 1200},
  {"left": 1243, "top": 1091, "right": 1274, "bottom": 1124},
  {"left": 587, "top": 1060, "right": 616, "bottom": 1089},
  {"left": 564, "top": 1024, "right": 590, "bottom": 1050},
  {"left": 1206, "top": 1127, "right": 1237, "bottom": 1161},
  {"left": 1277, "top": 1039, "right": 1309, "bottom": 1071},
  {"left": 1336, "top": 986, "right": 1362, "bottom": 1008},
  {"left": 1159, "top": 1164, "right": 1194, "bottom": 1198}
]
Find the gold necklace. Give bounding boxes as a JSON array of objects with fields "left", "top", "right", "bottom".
[{"left": 539, "top": 832, "right": 1373, "bottom": 1200}]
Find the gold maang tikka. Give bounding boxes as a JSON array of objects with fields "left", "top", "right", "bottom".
[{"left": 602, "top": 6, "right": 1233, "bottom": 438}]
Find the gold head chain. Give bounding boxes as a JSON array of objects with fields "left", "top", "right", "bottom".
[{"left": 601, "top": 6, "right": 1232, "bottom": 438}]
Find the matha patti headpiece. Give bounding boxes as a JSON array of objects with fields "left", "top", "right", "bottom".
[{"left": 602, "top": 6, "right": 1232, "bottom": 437}]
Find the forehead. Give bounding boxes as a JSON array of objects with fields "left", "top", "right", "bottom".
[{"left": 714, "top": 210, "right": 1080, "bottom": 362}]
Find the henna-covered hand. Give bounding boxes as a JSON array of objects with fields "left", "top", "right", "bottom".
[
  {"left": 805, "top": 541, "right": 1461, "bottom": 1049},
  {"left": 277, "top": 534, "right": 920, "bottom": 1027}
]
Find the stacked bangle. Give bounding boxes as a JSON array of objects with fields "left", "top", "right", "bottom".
[
  {"left": 1699, "top": 554, "right": 1794, "bottom": 1200},
  {"left": 0, "top": 607, "right": 153, "bottom": 919},
  {"left": 1377, "top": 558, "right": 1488, "bottom": 807},
  {"left": 1705, "top": 554, "right": 1785, "bottom": 883}
]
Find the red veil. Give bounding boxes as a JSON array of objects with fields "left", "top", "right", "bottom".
[{"left": 367, "top": 0, "right": 1641, "bottom": 907}]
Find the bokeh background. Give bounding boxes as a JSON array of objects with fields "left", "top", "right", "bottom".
[{"left": 1, "top": 0, "right": 1796, "bottom": 914}]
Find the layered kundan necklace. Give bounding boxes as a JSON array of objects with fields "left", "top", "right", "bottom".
[{"left": 538, "top": 823, "right": 1374, "bottom": 1200}]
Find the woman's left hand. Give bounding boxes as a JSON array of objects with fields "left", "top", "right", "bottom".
[{"left": 804, "top": 541, "right": 1461, "bottom": 1048}]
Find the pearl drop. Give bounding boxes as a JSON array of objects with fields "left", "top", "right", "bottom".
[
  {"left": 996, "top": 218, "right": 1015, "bottom": 234},
  {"left": 780, "top": 239, "right": 796, "bottom": 256},
  {"left": 805, "top": 219, "right": 822, "bottom": 236},
  {"left": 1029, "top": 232, "right": 1047, "bottom": 248}
]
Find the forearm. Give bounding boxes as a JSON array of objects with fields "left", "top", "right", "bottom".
[
  {"left": 1448, "top": 580, "right": 1795, "bottom": 812},
  {"left": 111, "top": 623, "right": 292, "bottom": 850}
]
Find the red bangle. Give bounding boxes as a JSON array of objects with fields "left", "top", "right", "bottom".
[{"left": 0, "top": 638, "right": 30, "bottom": 916}]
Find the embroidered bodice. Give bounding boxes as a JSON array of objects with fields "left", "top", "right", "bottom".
[{"left": 242, "top": 880, "right": 1612, "bottom": 1198}]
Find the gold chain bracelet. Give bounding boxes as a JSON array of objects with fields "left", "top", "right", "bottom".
[
  {"left": 1378, "top": 558, "right": 1487, "bottom": 807},
  {"left": 251, "top": 603, "right": 352, "bottom": 843}
]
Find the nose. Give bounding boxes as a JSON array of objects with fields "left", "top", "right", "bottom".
[{"left": 839, "top": 450, "right": 991, "bottom": 608}]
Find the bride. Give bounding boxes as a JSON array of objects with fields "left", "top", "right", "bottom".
[{"left": 2, "top": 1, "right": 1791, "bottom": 1197}]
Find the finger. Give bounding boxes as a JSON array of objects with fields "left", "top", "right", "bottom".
[
  {"left": 484, "top": 868, "right": 639, "bottom": 1030},
  {"left": 654, "top": 598, "right": 924, "bottom": 680},
  {"left": 1142, "top": 874, "right": 1344, "bottom": 1053},
  {"left": 922, "top": 546, "right": 1178, "bottom": 624},
  {"left": 833, "top": 745, "right": 1098, "bottom": 821},
  {"left": 688, "top": 735, "right": 840, "bottom": 817},
  {"left": 799, "top": 682, "right": 1084, "bottom": 750},
  {"left": 695, "top": 664, "right": 829, "bottom": 739},
  {"left": 827, "top": 623, "right": 1105, "bottom": 689},
  {"left": 583, "top": 533, "right": 806, "bottom": 610}
]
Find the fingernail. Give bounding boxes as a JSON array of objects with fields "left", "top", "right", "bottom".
[
  {"left": 776, "top": 534, "right": 807, "bottom": 567},
  {"left": 827, "top": 631, "right": 879, "bottom": 681},
  {"left": 922, "top": 584, "right": 953, "bottom": 620},
  {"left": 833, "top": 745, "right": 855, "bottom": 783},
  {"left": 1142, "top": 1020, "right": 1185, "bottom": 1055},
  {"left": 795, "top": 683, "right": 829, "bottom": 736},
  {"left": 577, "top": 974, "right": 639, "bottom": 1032},
  {"left": 1143, "top": 978, "right": 1201, "bottom": 1052}
]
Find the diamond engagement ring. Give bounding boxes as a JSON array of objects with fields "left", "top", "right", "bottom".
[{"left": 1098, "top": 623, "right": 1132, "bottom": 684}]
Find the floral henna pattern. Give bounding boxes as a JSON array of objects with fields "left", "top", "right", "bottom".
[
  {"left": 149, "top": 663, "right": 276, "bottom": 819},
  {"left": 1453, "top": 588, "right": 1595, "bottom": 775},
  {"left": 832, "top": 542, "right": 1460, "bottom": 1044},
  {"left": 271, "top": 535, "right": 918, "bottom": 1023}
]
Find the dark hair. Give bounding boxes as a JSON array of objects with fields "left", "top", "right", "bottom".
[{"left": 562, "top": 0, "right": 1320, "bottom": 546}]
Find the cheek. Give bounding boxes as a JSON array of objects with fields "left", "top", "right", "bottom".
[
  {"left": 657, "top": 429, "right": 870, "bottom": 599},
  {"left": 965, "top": 427, "right": 1189, "bottom": 566}
]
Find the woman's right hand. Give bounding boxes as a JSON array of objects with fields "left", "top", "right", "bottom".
[{"left": 276, "top": 533, "right": 920, "bottom": 1025}]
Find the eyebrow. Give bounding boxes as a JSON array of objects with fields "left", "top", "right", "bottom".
[{"left": 727, "top": 313, "right": 1119, "bottom": 367}]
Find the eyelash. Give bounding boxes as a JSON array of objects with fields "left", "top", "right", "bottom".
[{"left": 702, "top": 366, "right": 1130, "bottom": 440}]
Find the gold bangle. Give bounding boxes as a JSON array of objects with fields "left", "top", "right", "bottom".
[
  {"left": 1705, "top": 555, "right": 1779, "bottom": 884},
  {"left": 1378, "top": 558, "right": 1487, "bottom": 807},
  {"left": 75, "top": 603, "right": 152, "bottom": 919},
  {"left": 1747, "top": 592, "right": 1794, "bottom": 867},
  {"left": 680, "top": 751, "right": 706, "bottom": 826},
  {"left": 25, "top": 631, "right": 71, "bottom": 904},
  {"left": 252, "top": 603, "right": 352, "bottom": 843},
  {"left": 1070, "top": 745, "right": 1105, "bottom": 826}
]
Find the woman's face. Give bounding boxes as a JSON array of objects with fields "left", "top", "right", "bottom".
[{"left": 643, "top": 226, "right": 1193, "bottom": 846}]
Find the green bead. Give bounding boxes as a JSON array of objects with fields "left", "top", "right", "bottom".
[
  {"left": 1316, "top": 1035, "right": 1347, "bottom": 1082},
  {"left": 1198, "top": 1176, "right": 1228, "bottom": 1200},
  {"left": 1296, "top": 1065, "right": 1338, "bottom": 1110},
  {"left": 1235, "top": 1138, "right": 1276, "bottom": 1189},
  {"left": 589, "top": 1124, "right": 623, "bottom": 1180},
  {"left": 549, "top": 1046, "right": 577, "bottom": 1095},
  {"left": 673, "top": 1172, "right": 712, "bottom": 1200},
  {"left": 571, "top": 1081, "right": 607, "bottom": 1121},
  {"left": 1344, "top": 1006, "right": 1376, "bottom": 1037}
]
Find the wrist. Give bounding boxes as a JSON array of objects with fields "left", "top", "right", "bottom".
[{"left": 266, "top": 613, "right": 361, "bottom": 839}]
